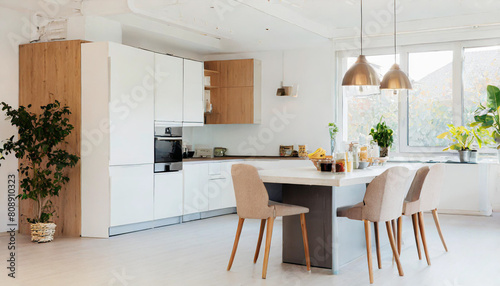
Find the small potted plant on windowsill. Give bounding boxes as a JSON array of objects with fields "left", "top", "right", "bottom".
[
  {"left": 472, "top": 85, "right": 500, "bottom": 163},
  {"left": 369, "top": 117, "right": 394, "bottom": 158},
  {"left": 437, "top": 124, "right": 486, "bottom": 163},
  {"left": 0, "top": 101, "right": 79, "bottom": 243}
]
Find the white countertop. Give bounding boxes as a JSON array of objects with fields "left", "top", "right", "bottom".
[{"left": 258, "top": 163, "right": 427, "bottom": 187}]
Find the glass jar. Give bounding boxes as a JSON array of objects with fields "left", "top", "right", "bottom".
[
  {"left": 334, "top": 153, "right": 347, "bottom": 173},
  {"left": 346, "top": 152, "right": 353, "bottom": 173},
  {"left": 318, "top": 159, "right": 333, "bottom": 172}
]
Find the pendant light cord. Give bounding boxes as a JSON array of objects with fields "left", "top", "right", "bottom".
[
  {"left": 360, "top": 0, "right": 363, "bottom": 55},
  {"left": 394, "top": 0, "right": 397, "bottom": 63}
]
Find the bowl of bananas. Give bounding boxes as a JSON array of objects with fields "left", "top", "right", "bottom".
[{"left": 308, "top": 148, "right": 328, "bottom": 171}]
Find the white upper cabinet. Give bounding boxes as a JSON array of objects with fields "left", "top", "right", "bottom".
[
  {"left": 154, "top": 54, "right": 184, "bottom": 122},
  {"left": 183, "top": 59, "right": 204, "bottom": 124},
  {"left": 108, "top": 43, "right": 155, "bottom": 166}
]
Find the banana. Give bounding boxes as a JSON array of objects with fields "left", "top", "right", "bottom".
[{"left": 308, "top": 148, "right": 326, "bottom": 159}]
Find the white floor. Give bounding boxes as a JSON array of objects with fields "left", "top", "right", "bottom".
[{"left": 1, "top": 213, "right": 499, "bottom": 286}]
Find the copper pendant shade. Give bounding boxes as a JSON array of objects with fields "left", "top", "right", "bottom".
[
  {"left": 342, "top": 55, "right": 381, "bottom": 86},
  {"left": 380, "top": 0, "right": 412, "bottom": 90},
  {"left": 380, "top": 63, "right": 412, "bottom": 89},
  {"left": 342, "top": 0, "right": 380, "bottom": 88}
]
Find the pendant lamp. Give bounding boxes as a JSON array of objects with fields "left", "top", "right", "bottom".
[
  {"left": 380, "top": 0, "right": 412, "bottom": 90},
  {"left": 342, "top": 0, "right": 380, "bottom": 88}
]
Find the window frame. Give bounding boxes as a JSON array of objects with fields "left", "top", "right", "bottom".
[{"left": 337, "top": 38, "right": 500, "bottom": 155}]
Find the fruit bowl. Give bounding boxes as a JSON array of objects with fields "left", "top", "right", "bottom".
[
  {"left": 310, "top": 158, "right": 321, "bottom": 171},
  {"left": 310, "top": 156, "right": 332, "bottom": 171},
  {"left": 308, "top": 148, "right": 328, "bottom": 171}
]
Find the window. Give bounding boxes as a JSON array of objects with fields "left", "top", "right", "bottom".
[
  {"left": 463, "top": 46, "right": 500, "bottom": 124},
  {"left": 345, "top": 55, "right": 399, "bottom": 150},
  {"left": 339, "top": 41, "right": 500, "bottom": 154},
  {"left": 408, "top": 50, "right": 454, "bottom": 147}
]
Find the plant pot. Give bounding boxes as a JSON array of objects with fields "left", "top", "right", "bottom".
[
  {"left": 380, "top": 147, "right": 389, "bottom": 158},
  {"left": 469, "top": 150, "right": 478, "bottom": 163},
  {"left": 458, "top": 150, "right": 471, "bottom": 163},
  {"left": 30, "top": 223, "right": 56, "bottom": 243}
]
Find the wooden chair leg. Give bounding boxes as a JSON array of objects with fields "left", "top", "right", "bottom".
[
  {"left": 227, "top": 217, "right": 245, "bottom": 271},
  {"left": 386, "top": 221, "right": 404, "bottom": 276},
  {"left": 373, "top": 222, "right": 382, "bottom": 269},
  {"left": 262, "top": 217, "right": 275, "bottom": 279},
  {"left": 432, "top": 209, "right": 448, "bottom": 252},
  {"left": 411, "top": 213, "right": 422, "bottom": 260},
  {"left": 397, "top": 216, "right": 402, "bottom": 255},
  {"left": 300, "top": 213, "right": 311, "bottom": 271},
  {"left": 391, "top": 219, "right": 397, "bottom": 241},
  {"left": 418, "top": 212, "right": 431, "bottom": 266},
  {"left": 254, "top": 219, "right": 266, "bottom": 263},
  {"left": 391, "top": 219, "right": 397, "bottom": 261},
  {"left": 363, "top": 220, "right": 374, "bottom": 284}
]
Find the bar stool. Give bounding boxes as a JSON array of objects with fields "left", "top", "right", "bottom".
[
  {"left": 402, "top": 164, "right": 447, "bottom": 265},
  {"left": 337, "top": 167, "right": 410, "bottom": 284},
  {"left": 227, "top": 164, "right": 311, "bottom": 279}
]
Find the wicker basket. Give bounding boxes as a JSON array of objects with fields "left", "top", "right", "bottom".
[{"left": 30, "top": 223, "right": 56, "bottom": 243}]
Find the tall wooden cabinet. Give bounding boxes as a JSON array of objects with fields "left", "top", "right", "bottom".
[
  {"left": 18, "top": 40, "right": 86, "bottom": 237},
  {"left": 204, "top": 59, "right": 261, "bottom": 124}
]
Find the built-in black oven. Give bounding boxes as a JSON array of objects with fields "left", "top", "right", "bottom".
[{"left": 154, "top": 124, "right": 183, "bottom": 173}]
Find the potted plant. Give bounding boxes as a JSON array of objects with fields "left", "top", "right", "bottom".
[
  {"left": 0, "top": 101, "right": 79, "bottom": 243},
  {"left": 369, "top": 117, "right": 394, "bottom": 157},
  {"left": 437, "top": 124, "right": 486, "bottom": 163},
  {"left": 328, "top": 123, "right": 339, "bottom": 155},
  {"left": 472, "top": 85, "right": 500, "bottom": 162}
]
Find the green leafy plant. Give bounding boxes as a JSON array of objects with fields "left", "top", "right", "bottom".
[
  {"left": 472, "top": 85, "right": 500, "bottom": 149},
  {"left": 0, "top": 101, "right": 79, "bottom": 224},
  {"left": 437, "top": 124, "right": 487, "bottom": 151},
  {"left": 328, "top": 123, "right": 339, "bottom": 140},
  {"left": 369, "top": 117, "right": 394, "bottom": 148}
]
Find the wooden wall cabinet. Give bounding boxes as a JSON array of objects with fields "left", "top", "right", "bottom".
[{"left": 204, "top": 59, "right": 261, "bottom": 124}]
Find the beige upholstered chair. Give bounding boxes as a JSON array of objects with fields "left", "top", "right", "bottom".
[
  {"left": 337, "top": 166, "right": 410, "bottom": 284},
  {"left": 402, "top": 164, "right": 447, "bottom": 266},
  {"left": 227, "top": 164, "right": 311, "bottom": 279}
]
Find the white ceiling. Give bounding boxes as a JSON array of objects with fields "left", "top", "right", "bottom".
[{"left": 3, "top": 0, "right": 500, "bottom": 54}]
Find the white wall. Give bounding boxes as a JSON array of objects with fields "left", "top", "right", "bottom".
[
  {"left": 67, "top": 16, "right": 123, "bottom": 44},
  {"left": 183, "top": 45, "right": 336, "bottom": 156},
  {"left": 0, "top": 7, "right": 31, "bottom": 233}
]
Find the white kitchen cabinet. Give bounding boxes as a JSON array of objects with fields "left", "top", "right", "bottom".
[
  {"left": 154, "top": 171, "right": 183, "bottom": 220},
  {"left": 154, "top": 54, "right": 183, "bottom": 122},
  {"left": 109, "top": 164, "right": 154, "bottom": 227},
  {"left": 208, "top": 162, "right": 237, "bottom": 211},
  {"left": 183, "top": 59, "right": 204, "bottom": 124},
  {"left": 108, "top": 43, "right": 155, "bottom": 166},
  {"left": 183, "top": 163, "right": 209, "bottom": 215}
]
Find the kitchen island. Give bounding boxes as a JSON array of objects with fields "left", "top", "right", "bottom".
[
  {"left": 258, "top": 162, "right": 498, "bottom": 274},
  {"left": 258, "top": 164, "right": 422, "bottom": 274}
]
